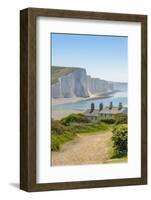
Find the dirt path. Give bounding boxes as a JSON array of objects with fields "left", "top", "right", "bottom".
[{"left": 51, "top": 131, "right": 112, "bottom": 166}]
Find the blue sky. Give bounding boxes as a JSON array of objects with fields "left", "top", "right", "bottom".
[{"left": 51, "top": 33, "right": 128, "bottom": 82}]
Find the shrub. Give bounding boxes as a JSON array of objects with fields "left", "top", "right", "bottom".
[
  {"left": 114, "top": 114, "right": 127, "bottom": 124},
  {"left": 100, "top": 114, "right": 127, "bottom": 125},
  {"left": 100, "top": 117, "right": 116, "bottom": 124},
  {"left": 51, "top": 134, "right": 60, "bottom": 151},
  {"left": 112, "top": 125, "right": 128, "bottom": 157},
  {"left": 51, "top": 118, "right": 68, "bottom": 135},
  {"left": 61, "top": 113, "right": 90, "bottom": 125}
]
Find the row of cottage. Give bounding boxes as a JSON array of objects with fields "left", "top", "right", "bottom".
[{"left": 84, "top": 102, "right": 127, "bottom": 121}]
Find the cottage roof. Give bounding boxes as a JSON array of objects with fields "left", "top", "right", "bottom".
[
  {"left": 84, "top": 109, "right": 100, "bottom": 117},
  {"left": 99, "top": 107, "right": 127, "bottom": 114}
]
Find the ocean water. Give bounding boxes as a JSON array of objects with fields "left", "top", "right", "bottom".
[{"left": 52, "top": 91, "right": 128, "bottom": 111}]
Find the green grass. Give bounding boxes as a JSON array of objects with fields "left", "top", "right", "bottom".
[
  {"left": 51, "top": 114, "right": 113, "bottom": 151},
  {"left": 51, "top": 113, "right": 128, "bottom": 153},
  {"left": 66, "top": 121, "right": 111, "bottom": 134},
  {"left": 51, "top": 132, "right": 76, "bottom": 151},
  {"left": 51, "top": 66, "right": 80, "bottom": 84},
  {"left": 51, "top": 122, "right": 112, "bottom": 151},
  {"left": 105, "top": 156, "right": 128, "bottom": 164}
]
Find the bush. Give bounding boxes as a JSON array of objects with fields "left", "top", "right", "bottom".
[
  {"left": 51, "top": 118, "right": 68, "bottom": 135},
  {"left": 100, "top": 117, "right": 116, "bottom": 124},
  {"left": 61, "top": 113, "right": 90, "bottom": 125},
  {"left": 100, "top": 114, "right": 127, "bottom": 125},
  {"left": 114, "top": 114, "right": 127, "bottom": 124},
  {"left": 51, "top": 134, "right": 60, "bottom": 151},
  {"left": 112, "top": 125, "right": 128, "bottom": 157}
]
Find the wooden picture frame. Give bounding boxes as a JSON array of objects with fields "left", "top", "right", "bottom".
[{"left": 20, "top": 7, "right": 147, "bottom": 192}]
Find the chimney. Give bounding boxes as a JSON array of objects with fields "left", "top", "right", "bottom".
[
  {"left": 99, "top": 103, "right": 103, "bottom": 111},
  {"left": 109, "top": 102, "right": 113, "bottom": 110},
  {"left": 118, "top": 102, "right": 123, "bottom": 110},
  {"left": 90, "top": 102, "right": 95, "bottom": 113}
]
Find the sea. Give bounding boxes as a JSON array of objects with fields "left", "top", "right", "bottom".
[{"left": 52, "top": 91, "right": 128, "bottom": 111}]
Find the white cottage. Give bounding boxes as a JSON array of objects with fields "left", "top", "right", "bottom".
[{"left": 84, "top": 102, "right": 127, "bottom": 121}]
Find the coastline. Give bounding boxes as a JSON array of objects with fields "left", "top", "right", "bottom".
[
  {"left": 52, "top": 90, "right": 119, "bottom": 106},
  {"left": 52, "top": 109, "right": 85, "bottom": 120},
  {"left": 51, "top": 90, "right": 126, "bottom": 120}
]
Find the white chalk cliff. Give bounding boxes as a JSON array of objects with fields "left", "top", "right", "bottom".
[{"left": 51, "top": 67, "right": 127, "bottom": 98}]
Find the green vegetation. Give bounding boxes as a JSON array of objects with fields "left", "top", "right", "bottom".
[
  {"left": 51, "top": 114, "right": 111, "bottom": 151},
  {"left": 105, "top": 155, "right": 127, "bottom": 164},
  {"left": 111, "top": 124, "right": 128, "bottom": 159},
  {"left": 51, "top": 132, "right": 76, "bottom": 151},
  {"left": 99, "top": 113, "right": 127, "bottom": 125},
  {"left": 114, "top": 113, "right": 127, "bottom": 124},
  {"left": 51, "top": 66, "right": 80, "bottom": 84},
  {"left": 61, "top": 113, "right": 90, "bottom": 125},
  {"left": 51, "top": 112, "right": 128, "bottom": 164}
]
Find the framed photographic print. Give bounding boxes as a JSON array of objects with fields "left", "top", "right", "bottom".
[{"left": 20, "top": 8, "right": 147, "bottom": 191}]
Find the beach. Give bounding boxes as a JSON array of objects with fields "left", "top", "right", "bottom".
[
  {"left": 51, "top": 91, "right": 119, "bottom": 120},
  {"left": 51, "top": 109, "right": 84, "bottom": 120},
  {"left": 52, "top": 90, "right": 117, "bottom": 106}
]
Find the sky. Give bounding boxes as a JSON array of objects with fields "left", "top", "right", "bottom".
[{"left": 51, "top": 33, "right": 128, "bottom": 82}]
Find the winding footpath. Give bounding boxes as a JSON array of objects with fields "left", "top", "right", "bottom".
[{"left": 52, "top": 131, "right": 112, "bottom": 166}]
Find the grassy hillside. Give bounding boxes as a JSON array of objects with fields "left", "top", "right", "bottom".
[
  {"left": 51, "top": 114, "right": 112, "bottom": 151},
  {"left": 51, "top": 66, "right": 80, "bottom": 84}
]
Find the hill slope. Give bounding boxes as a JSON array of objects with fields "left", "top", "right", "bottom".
[{"left": 51, "top": 66, "right": 80, "bottom": 84}]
